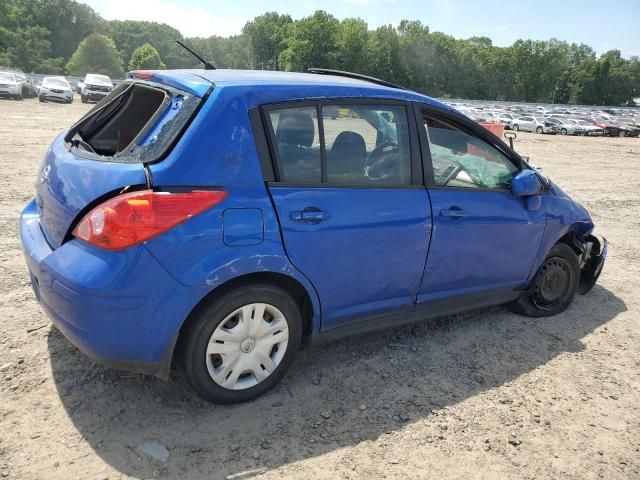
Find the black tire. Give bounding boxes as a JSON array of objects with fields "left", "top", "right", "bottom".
[
  {"left": 177, "top": 284, "right": 302, "bottom": 404},
  {"left": 510, "top": 243, "right": 580, "bottom": 317},
  {"left": 81, "top": 94, "right": 88, "bottom": 104},
  {"left": 513, "top": 124, "right": 519, "bottom": 132},
  {"left": 38, "top": 96, "right": 45, "bottom": 102},
  {"left": 536, "top": 126, "right": 543, "bottom": 134},
  {"left": 560, "top": 128, "right": 567, "bottom": 135}
]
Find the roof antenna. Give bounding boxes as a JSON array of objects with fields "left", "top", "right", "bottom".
[{"left": 175, "top": 40, "right": 216, "bottom": 70}]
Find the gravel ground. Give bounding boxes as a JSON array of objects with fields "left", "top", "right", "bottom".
[{"left": 0, "top": 98, "right": 638, "bottom": 480}]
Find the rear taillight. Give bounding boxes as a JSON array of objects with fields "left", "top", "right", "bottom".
[{"left": 72, "top": 189, "right": 227, "bottom": 251}]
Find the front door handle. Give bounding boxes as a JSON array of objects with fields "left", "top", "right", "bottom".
[
  {"left": 440, "top": 206, "right": 466, "bottom": 218},
  {"left": 290, "top": 207, "right": 328, "bottom": 224}
]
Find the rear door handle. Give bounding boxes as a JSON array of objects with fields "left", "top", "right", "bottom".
[
  {"left": 290, "top": 207, "right": 328, "bottom": 223},
  {"left": 440, "top": 207, "right": 466, "bottom": 218}
]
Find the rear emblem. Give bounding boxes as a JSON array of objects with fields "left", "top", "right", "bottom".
[{"left": 40, "top": 165, "right": 51, "bottom": 184}]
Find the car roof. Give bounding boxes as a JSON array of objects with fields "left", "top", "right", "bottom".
[{"left": 149, "top": 69, "right": 450, "bottom": 110}]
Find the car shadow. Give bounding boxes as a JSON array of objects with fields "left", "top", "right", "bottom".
[{"left": 48, "top": 284, "right": 626, "bottom": 479}]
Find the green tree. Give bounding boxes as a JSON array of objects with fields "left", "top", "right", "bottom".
[
  {"left": 242, "top": 12, "right": 292, "bottom": 70},
  {"left": 129, "top": 43, "right": 166, "bottom": 70},
  {"left": 3, "top": 25, "right": 54, "bottom": 72},
  {"left": 366, "top": 25, "right": 403, "bottom": 82},
  {"left": 336, "top": 18, "right": 369, "bottom": 72},
  {"left": 66, "top": 33, "right": 124, "bottom": 77},
  {"left": 279, "top": 11, "right": 340, "bottom": 72},
  {"left": 26, "top": 0, "right": 106, "bottom": 60},
  {"left": 109, "top": 20, "right": 187, "bottom": 69}
]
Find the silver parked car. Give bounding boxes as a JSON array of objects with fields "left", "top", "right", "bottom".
[
  {"left": 566, "top": 119, "right": 604, "bottom": 136},
  {"left": 15, "top": 73, "right": 37, "bottom": 98},
  {"left": 0, "top": 71, "right": 23, "bottom": 100},
  {"left": 512, "top": 116, "right": 560, "bottom": 134},
  {"left": 80, "top": 73, "right": 113, "bottom": 103},
  {"left": 39, "top": 76, "right": 74, "bottom": 103},
  {"left": 545, "top": 117, "right": 585, "bottom": 135}
]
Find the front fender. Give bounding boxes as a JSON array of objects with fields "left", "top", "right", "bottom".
[
  {"left": 526, "top": 189, "right": 594, "bottom": 285},
  {"left": 577, "top": 234, "right": 607, "bottom": 294}
]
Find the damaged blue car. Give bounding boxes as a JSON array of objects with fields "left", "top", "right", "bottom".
[{"left": 20, "top": 67, "right": 606, "bottom": 404}]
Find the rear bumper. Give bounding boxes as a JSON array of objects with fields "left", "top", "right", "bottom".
[{"left": 20, "top": 198, "right": 206, "bottom": 379}]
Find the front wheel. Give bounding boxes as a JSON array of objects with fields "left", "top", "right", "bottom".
[
  {"left": 510, "top": 243, "right": 580, "bottom": 317},
  {"left": 177, "top": 284, "right": 302, "bottom": 404},
  {"left": 536, "top": 126, "right": 543, "bottom": 134},
  {"left": 560, "top": 128, "right": 567, "bottom": 135},
  {"left": 513, "top": 124, "right": 520, "bottom": 132}
]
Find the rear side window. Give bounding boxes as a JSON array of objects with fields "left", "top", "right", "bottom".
[
  {"left": 266, "top": 103, "right": 412, "bottom": 186},
  {"left": 66, "top": 81, "right": 202, "bottom": 163},
  {"left": 268, "top": 107, "right": 321, "bottom": 183}
]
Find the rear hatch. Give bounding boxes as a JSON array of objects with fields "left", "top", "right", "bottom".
[{"left": 35, "top": 71, "right": 212, "bottom": 249}]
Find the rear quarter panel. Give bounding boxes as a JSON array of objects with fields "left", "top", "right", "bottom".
[{"left": 145, "top": 86, "right": 322, "bottom": 332}]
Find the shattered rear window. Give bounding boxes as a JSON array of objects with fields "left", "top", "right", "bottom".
[{"left": 66, "top": 81, "right": 203, "bottom": 164}]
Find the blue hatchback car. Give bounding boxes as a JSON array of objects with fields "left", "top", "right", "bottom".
[{"left": 20, "top": 68, "right": 606, "bottom": 403}]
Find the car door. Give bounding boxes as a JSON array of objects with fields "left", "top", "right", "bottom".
[
  {"left": 416, "top": 105, "right": 546, "bottom": 304},
  {"left": 263, "top": 101, "right": 431, "bottom": 331}
]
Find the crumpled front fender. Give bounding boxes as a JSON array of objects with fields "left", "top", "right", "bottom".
[{"left": 577, "top": 234, "right": 607, "bottom": 295}]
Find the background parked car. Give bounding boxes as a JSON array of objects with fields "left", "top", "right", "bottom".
[
  {"left": 80, "top": 73, "right": 113, "bottom": 103},
  {"left": 15, "top": 73, "right": 37, "bottom": 98},
  {"left": 589, "top": 117, "right": 622, "bottom": 136},
  {"left": 545, "top": 117, "right": 585, "bottom": 135},
  {"left": 0, "top": 71, "right": 23, "bottom": 99},
  {"left": 512, "top": 116, "right": 559, "bottom": 134},
  {"left": 39, "top": 76, "right": 74, "bottom": 103},
  {"left": 615, "top": 119, "right": 640, "bottom": 137},
  {"left": 566, "top": 119, "right": 604, "bottom": 136}
]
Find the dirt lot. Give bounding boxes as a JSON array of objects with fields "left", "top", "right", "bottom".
[{"left": 0, "top": 98, "right": 639, "bottom": 480}]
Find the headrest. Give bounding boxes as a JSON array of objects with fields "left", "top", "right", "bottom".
[{"left": 276, "top": 111, "right": 315, "bottom": 147}]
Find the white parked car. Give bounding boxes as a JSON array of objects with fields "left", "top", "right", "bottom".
[
  {"left": 566, "top": 119, "right": 604, "bottom": 136},
  {"left": 512, "top": 116, "right": 560, "bottom": 134},
  {"left": 545, "top": 117, "right": 585, "bottom": 135},
  {"left": 0, "top": 71, "right": 22, "bottom": 100},
  {"left": 39, "top": 77, "right": 74, "bottom": 103},
  {"left": 80, "top": 73, "right": 113, "bottom": 103}
]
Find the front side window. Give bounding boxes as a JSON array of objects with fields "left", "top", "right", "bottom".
[
  {"left": 424, "top": 115, "right": 518, "bottom": 189},
  {"left": 266, "top": 104, "right": 412, "bottom": 185}
]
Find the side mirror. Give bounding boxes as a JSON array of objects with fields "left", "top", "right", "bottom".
[{"left": 511, "top": 169, "right": 542, "bottom": 197}]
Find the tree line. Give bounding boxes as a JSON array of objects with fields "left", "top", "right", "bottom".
[{"left": 1, "top": 0, "right": 639, "bottom": 105}]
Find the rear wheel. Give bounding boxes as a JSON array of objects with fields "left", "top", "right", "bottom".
[
  {"left": 38, "top": 96, "right": 45, "bottom": 103},
  {"left": 560, "top": 128, "right": 567, "bottom": 135},
  {"left": 510, "top": 243, "right": 580, "bottom": 317},
  {"left": 536, "top": 126, "right": 543, "bottom": 134},
  {"left": 81, "top": 94, "right": 88, "bottom": 104},
  {"left": 177, "top": 284, "right": 302, "bottom": 404},
  {"left": 513, "top": 124, "right": 520, "bottom": 132}
]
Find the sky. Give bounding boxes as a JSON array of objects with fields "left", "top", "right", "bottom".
[{"left": 83, "top": 0, "right": 640, "bottom": 58}]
